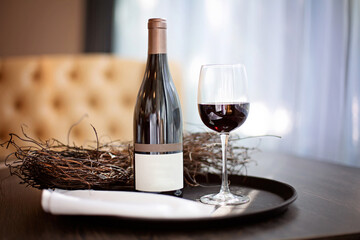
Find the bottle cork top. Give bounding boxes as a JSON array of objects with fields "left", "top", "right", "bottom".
[{"left": 148, "top": 18, "right": 167, "bottom": 29}]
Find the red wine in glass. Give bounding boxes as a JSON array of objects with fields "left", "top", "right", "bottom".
[
  {"left": 197, "top": 63, "right": 250, "bottom": 205},
  {"left": 198, "top": 103, "right": 249, "bottom": 133}
]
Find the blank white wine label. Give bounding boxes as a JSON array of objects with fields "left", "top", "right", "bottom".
[{"left": 135, "top": 152, "right": 183, "bottom": 192}]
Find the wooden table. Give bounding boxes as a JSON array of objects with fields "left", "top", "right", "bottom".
[{"left": 1, "top": 152, "right": 360, "bottom": 240}]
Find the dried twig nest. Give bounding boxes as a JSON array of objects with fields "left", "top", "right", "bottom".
[{"left": 2, "top": 127, "right": 259, "bottom": 190}]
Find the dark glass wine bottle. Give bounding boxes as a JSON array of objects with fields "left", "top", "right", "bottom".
[{"left": 133, "top": 18, "right": 183, "bottom": 196}]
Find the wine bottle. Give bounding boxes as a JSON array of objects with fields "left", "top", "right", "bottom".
[{"left": 133, "top": 18, "right": 183, "bottom": 196}]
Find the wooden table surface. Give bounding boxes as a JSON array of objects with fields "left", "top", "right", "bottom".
[{"left": 1, "top": 152, "right": 360, "bottom": 240}]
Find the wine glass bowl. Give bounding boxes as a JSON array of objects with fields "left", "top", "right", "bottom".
[
  {"left": 198, "top": 103, "right": 249, "bottom": 133},
  {"left": 197, "top": 64, "right": 250, "bottom": 205}
]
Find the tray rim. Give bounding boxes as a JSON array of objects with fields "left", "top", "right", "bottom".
[{"left": 107, "top": 174, "right": 298, "bottom": 223}]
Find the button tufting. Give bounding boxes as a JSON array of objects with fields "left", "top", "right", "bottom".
[
  {"left": 108, "top": 123, "right": 119, "bottom": 135},
  {"left": 72, "top": 127, "right": 83, "bottom": 140},
  {"left": 121, "top": 95, "right": 134, "bottom": 107},
  {"left": 104, "top": 68, "right": 113, "bottom": 81},
  {"left": 88, "top": 96, "right": 99, "bottom": 109},
  {"left": 14, "top": 98, "right": 25, "bottom": 111},
  {"left": 32, "top": 68, "right": 41, "bottom": 83},
  {"left": 34, "top": 127, "right": 46, "bottom": 140},
  {"left": 52, "top": 97, "right": 64, "bottom": 111},
  {"left": 69, "top": 69, "right": 78, "bottom": 81},
  {"left": 0, "top": 130, "right": 6, "bottom": 141}
]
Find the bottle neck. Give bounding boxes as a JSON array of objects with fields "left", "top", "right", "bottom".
[
  {"left": 145, "top": 54, "right": 170, "bottom": 83},
  {"left": 148, "top": 28, "right": 167, "bottom": 54}
]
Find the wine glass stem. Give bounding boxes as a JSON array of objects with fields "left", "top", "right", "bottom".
[{"left": 220, "top": 133, "right": 231, "bottom": 195}]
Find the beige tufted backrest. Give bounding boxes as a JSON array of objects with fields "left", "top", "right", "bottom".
[{"left": 0, "top": 55, "right": 182, "bottom": 159}]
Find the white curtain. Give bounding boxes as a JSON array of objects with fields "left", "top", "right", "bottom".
[{"left": 113, "top": 0, "right": 360, "bottom": 167}]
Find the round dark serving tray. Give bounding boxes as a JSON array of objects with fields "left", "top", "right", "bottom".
[
  {"left": 110, "top": 174, "right": 297, "bottom": 223},
  {"left": 59, "top": 174, "right": 297, "bottom": 225}
]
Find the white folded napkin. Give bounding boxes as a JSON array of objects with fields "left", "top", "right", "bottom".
[{"left": 41, "top": 189, "right": 215, "bottom": 219}]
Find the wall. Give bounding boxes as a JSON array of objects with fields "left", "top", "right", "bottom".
[{"left": 0, "top": 0, "right": 85, "bottom": 56}]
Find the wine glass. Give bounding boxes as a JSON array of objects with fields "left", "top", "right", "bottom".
[{"left": 197, "top": 63, "right": 250, "bottom": 205}]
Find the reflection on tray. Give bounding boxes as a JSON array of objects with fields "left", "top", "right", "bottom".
[
  {"left": 184, "top": 175, "right": 297, "bottom": 221},
  {"left": 211, "top": 190, "right": 257, "bottom": 217}
]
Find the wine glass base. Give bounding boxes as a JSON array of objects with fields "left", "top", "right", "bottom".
[{"left": 200, "top": 192, "right": 250, "bottom": 206}]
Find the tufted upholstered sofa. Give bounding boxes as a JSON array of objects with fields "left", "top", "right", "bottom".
[{"left": 0, "top": 55, "right": 182, "bottom": 159}]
